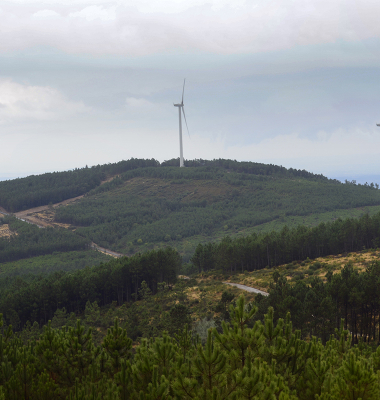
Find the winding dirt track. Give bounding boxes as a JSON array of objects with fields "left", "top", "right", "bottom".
[
  {"left": 1, "top": 188, "right": 124, "bottom": 258},
  {"left": 3, "top": 176, "right": 114, "bottom": 227},
  {"left": 13, "top": 195, "right": 85, "bottom": 227},
  {"left": 223, "top": 282, "right": 268, "bottom": 296}
]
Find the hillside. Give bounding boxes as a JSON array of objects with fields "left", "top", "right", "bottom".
[
  {"left": 1, "top": 158, "right": 380, "bottom": 260},
  {"left": 3, "top": 290, "right": 378, "bottom": 400},
  {"left": 2, "top": 209, "right": 380, "bottom": 337},
  {"left": 1, "top": 160, "right": 380, "bottom": 398}
]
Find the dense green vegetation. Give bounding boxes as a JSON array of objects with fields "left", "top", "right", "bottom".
[
  {"left": 0, "top": 247, "right": 179, "bottom": 329},
  {"left": 0, "top": 158, "right": 333, "bottom": 214},
  {"left": 2, "top": 158, "right": 380, "bottom": 260},
  {"left": 3, "top": 211, "right": 380, "bottom": 334},
  {"left": 0, "top": 216, "right": 90, "bottom": 263},
  {"left": 190, "top": 212, "right": 380, "bottom": 273},
  {"left": 257, "top": 260, "right": 380, "bottom": 345},
  {"left": 3, "top": 159, "right": 380, "bottom": 397},
  {"left": 53, "top": 164, "right": 380, "bottom": 255},
  {"left": 0, "top": 210, "right": 380, "bottom": 398},
  {"left": 0, "top": 159, "right": 158, "bottom": 212},
  {"left": 0, "top": 250, "right": 111, "bottom": 280},
  {"left": 2, "top": 295, "right": 380, "bottom": 399}
]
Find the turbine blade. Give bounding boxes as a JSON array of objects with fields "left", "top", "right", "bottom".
[
  {"left": 181, "top": 79, "right": 186, "bottom": 104},
  {"left": 182, "top": 107, "right": 190, "bottom": 138}
]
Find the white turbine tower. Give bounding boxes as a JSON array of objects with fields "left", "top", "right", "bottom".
[{"left": 174, "top": 79, "right": 189, "bottom": 167}]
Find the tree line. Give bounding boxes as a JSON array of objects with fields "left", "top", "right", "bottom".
[
  {"left": 256, "top": 261, "right": 380, "bottom": 347},
  {"left": 3, "top": 157, "right": 378, "bottom": 213},
  {"left": 191, "top": 212, "right": 380, "bottom": 273},
  {"left": 0, "top": 247, "right": 179, "bottom": 330},
  {"left": 162, "top": 158, "right": 331, "bottom": 181}
]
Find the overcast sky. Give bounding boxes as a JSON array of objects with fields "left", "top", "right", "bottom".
[{"left": 2, "top": 0, "right": 380, "bottom": 183}]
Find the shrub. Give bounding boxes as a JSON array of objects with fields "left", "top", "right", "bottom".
[{"left": 292, "top": 272, "right": 304, "bottom": 281}]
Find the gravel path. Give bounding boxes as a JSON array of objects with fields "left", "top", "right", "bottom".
[
  {"left": 223, "top": 282, "right": 269, "bottom": 296},
  {"left": 90, "top": 243, "right": 124, "bottom": 258}
]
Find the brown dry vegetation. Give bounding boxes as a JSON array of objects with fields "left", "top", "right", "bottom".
[
  {"left": 180, "top": 274, "right": 257, "bottom": 319},
  {"left": 178, "top": 249, "right": 380, "bottom": 323},
  {"left": 111, "top": 177, "right": 233, "bottom": 204},
  {"left": 13, "top": 195, "right": 84, "bottom": 229},
  {"left": 0, "top": 224, "right": 17, "bottom": 238},
  {"left": 223, "top": 249, "right": 380, "bottom": 289}
]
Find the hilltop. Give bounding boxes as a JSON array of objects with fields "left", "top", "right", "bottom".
[{"left": 1, "top": 158, "right": 380, "bottom": 261}]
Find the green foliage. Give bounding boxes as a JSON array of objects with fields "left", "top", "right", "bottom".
[
  {"left": 256, "top": 261, "right": 380, "bottom": 345},
  {"left": 102, "top": 318, "right": 132, "bottom": 372},
  {"left": 0, "top": 217, "right": 90, "bottom": 263},
  {"left": 167, "top": 304, "right": 191, "bottom": 335},
  {"left": 44, "top": 160, "right": 380, "bottom": 257},
  {"left": 2, "top": 158, "right": 380, "bottom": 264},
  {"left": 0, "top": 158, "right": 158, "bottom": 212},
  {"left": 215, "top": 290, "right": 235, "bottom": 320},
  {"left": 1, "top": 295, "right": 380, "bottom": 399},
  {"left": 0, "top": 247, "right": 180, "bottom": 331},
  {"left": 191, "top": 212, "right": 380, "bottom": 273},
  {"left": 0, "top": 250, "right": 110, "bottom": 280}
]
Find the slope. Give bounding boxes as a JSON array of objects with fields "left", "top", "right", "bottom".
[
  {"left": 2, "top": 158, "right": 380, "bottom": 261},
  {"left": 50, "top": 164, "right": 380, "bottom": 258}
]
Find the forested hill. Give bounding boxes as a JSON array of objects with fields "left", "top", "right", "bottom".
[
  {"left": 0, "top": 158, "right": 158, "bottom": 212},
  {"left": 2, "top": 158, "right": 380, "bottom": 259},
  {"left": 0, "top": 158, "right": 332, "bottom": 213}
]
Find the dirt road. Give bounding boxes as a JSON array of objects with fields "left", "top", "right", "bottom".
[
  {"left": 13, "top": 195, "right": 85, "bottom": 227},
  {"left": 1, "top": 175, "right": 115, "bottom": 226},
  {"left": 223, "top": 282, "right": 268, "bottom": 296},
  {"left": 0, "top": 187, "right": 124, "bottom": 258},
  {"left": 90, "top": 243, "right": 124, "bottom": 258}
]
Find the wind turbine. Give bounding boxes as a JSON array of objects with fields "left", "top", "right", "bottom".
[{"left": 174, "top": 79, "right": 190, "bottom": 167}]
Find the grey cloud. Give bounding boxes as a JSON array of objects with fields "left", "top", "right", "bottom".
[
  {"left": 0, "top": 78, "right": 90, "bottom": 124},
  {"left": 1, "top": 1, "right": 380, "bottom": 56}
]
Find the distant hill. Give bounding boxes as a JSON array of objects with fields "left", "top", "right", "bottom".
[
  {"left": 1, "top": 158, "right": 379, "bottom": 260},
  {"left": 0, "top": 158, "right": 158, "bottom": 212},
  {"left": 0, "top": 158, "right": 330, "bottom": 213}
]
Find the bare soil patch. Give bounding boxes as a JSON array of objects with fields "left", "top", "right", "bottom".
[
  {"left": 15, "top": 195, "right": 84, "bottom": 218},
  {"left": 0, "top": 224, "right": 16, "bottom": 238},
  {"left": 13, "top": 195, "right": 84, "bottom": 228},
  {"left": 8, "top": 175, "right": 119, "bottom": 228}
]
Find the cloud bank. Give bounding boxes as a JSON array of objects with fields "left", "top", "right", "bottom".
[
  {"left": 1, "top": 0, "right": 380, "bottom": 56},
  {"left": 0, "top": 79, "right": 89, "bottom": 123}
]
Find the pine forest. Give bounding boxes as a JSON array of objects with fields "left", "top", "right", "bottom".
[{"left": 1, "top": 159, "right": 380, "bottom": 398}]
